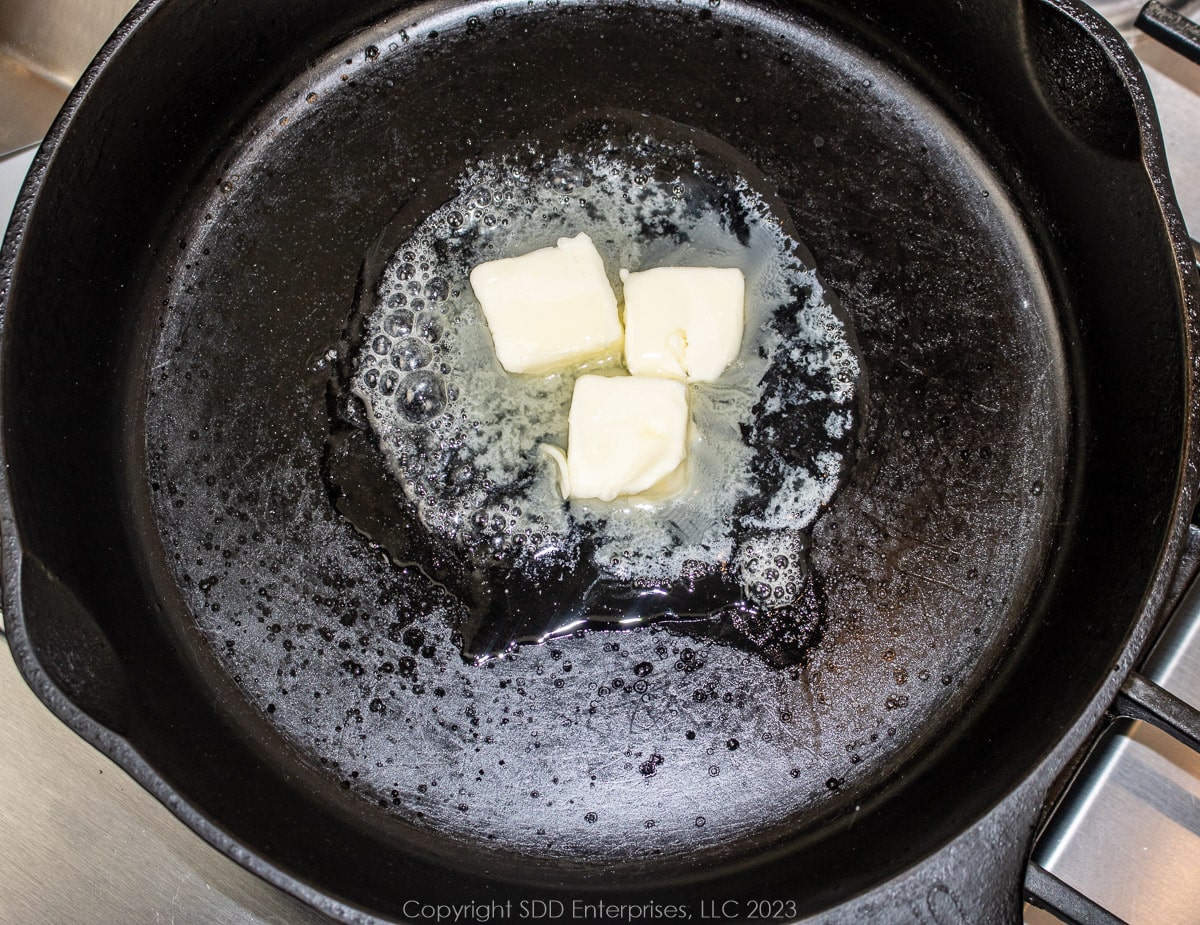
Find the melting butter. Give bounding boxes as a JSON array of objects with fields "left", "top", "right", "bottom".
[{"left": 351, "top": 124, "right": 859, "bottom": 615}]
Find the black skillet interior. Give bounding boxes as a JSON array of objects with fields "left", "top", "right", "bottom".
[{"left": 1, "top": 0, "right": 1192, "bottom": 919}]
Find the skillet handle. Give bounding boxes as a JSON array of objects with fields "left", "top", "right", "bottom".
[
  {"left": 1137, "top": 1, "right": 1200, "bottom": 67},
  {"left": 11, "top": 552, "right": 131, "bottom": 735}
]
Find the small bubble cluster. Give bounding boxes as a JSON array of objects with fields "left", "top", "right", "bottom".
[{"left": 735, "top": 532, "right": 810, "bottom": 607}]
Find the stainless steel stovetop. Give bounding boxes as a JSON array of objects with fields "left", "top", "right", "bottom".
[{"left": 2, "top": 3, "right": 1200, "bottom": 924}]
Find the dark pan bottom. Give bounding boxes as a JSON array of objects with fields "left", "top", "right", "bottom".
[{"left": 140, "top": 0, "right": 1067, "bottom": 885}]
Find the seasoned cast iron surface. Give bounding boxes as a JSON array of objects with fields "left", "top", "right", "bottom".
[
  {"left": 328, "top": 108, "right": 861, "bottom": 665},
  {"left": 142, "top": 2, "right": 1067, "bottom": 873}
]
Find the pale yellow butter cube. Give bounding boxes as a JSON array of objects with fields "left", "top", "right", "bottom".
[
  {"left": 469, "top": 233, "right": 622, "bottom": 374},
  {"left": 542, "top": 375, "right": 690, "bottom": 502},
  {"left": 621, "top": 266, "right": 745, "bottom": 382}
]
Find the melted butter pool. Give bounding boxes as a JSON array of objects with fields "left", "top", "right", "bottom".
[{"left": 340, "top": 112, "right": 861, "bottom": 662}]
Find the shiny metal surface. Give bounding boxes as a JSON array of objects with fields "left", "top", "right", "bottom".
[
  {"left": 1145, "top": 569, "right": 1200, "bottom": 710},
  {"left": 1034, "top": 720, "right": 1200, "bottom": 925},
  {"left": 0, "top": 53, "right": 66, "bottom": 159},
  {"left": 0, "top": 0, "right": 133, "bottom": 155}
]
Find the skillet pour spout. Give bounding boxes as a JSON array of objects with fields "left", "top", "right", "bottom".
[{"left": 2, "top": 0, "right": 1198, "bottom": 921}]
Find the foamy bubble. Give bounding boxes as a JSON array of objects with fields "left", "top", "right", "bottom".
[{"left": 351, "top": 128, "right": 858, "bottom": 617}]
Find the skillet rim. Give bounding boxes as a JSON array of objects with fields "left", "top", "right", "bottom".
[{"left": 0, "top": 0, "right": 1198, "bottom": 920}]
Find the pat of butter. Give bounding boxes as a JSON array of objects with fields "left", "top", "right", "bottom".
[
  {"left": 470, "top": 233, "right": 623, "bottom": 374},
  {"left": 542, "top": 375, "right": 690, "bottom": 502},
  {"left": 621, "top": 266, "right": 745, "bottom": 382}
]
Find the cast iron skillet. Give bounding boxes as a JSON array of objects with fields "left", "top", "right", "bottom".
[{"left": 2, "top": 0, "right": 1199, "bottom": 921}]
